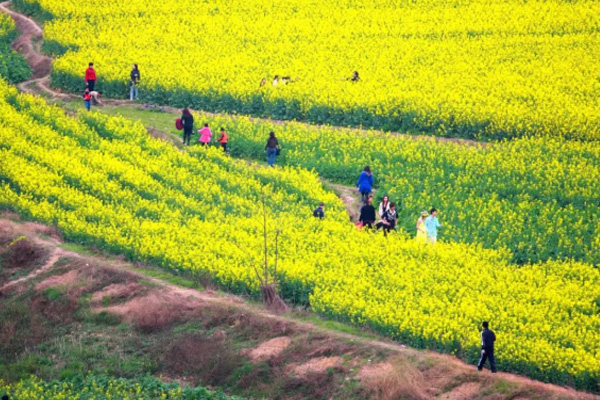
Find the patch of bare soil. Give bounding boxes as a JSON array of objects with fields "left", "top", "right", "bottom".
[
  {"left": 440, "top": 382, "right": 482, "bottom": 400},
  {"left": 291, "top": 356, "right": 343, "bottom": 377},
  {"left": 246, "top": 336, "right": 292, "bottom": 362},
  {"left": 35, "top": 269, "right": 79, "bottom": 291},
  {"left": 90, "top": 282, "right": 144, "bottom": 305},
  {"left": 356, "top": 361, "right": 395, "bottom": 380}
]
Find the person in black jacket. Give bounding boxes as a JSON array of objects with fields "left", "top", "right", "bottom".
[
  {"left": 130, "top": 64, "right": 140, "bottom": 100},
  {"left": 359, "top": 195, "right": 376, "bottom": 228},
  {"left": 313, "top": 203, "right": 325, "bottom": 219},
  {"left": 477, "top": 321, "right": 497, "bottom": 373},
  {"left": 264, "top": 131, "right": 280, "bottom": 167},
  {"left": 181, "top": 108, "right": 194, "bottom": 146}
]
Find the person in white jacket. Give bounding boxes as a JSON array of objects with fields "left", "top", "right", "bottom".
[{"left": 378, "top": 195, "right": 390, "bottom": 218}]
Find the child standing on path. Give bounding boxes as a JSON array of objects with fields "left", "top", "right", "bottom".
[
  {"left": 85, "top": 62, "right": 97, "bottom": 91},
  {"left": 217, "top": 128, "right": 228, "bottom": 152},
  {"left": 198, "top": 123, "right": 213, "bottom": 146},
  {"left": 356, "top": 166, "right": 374, "bottom": 204},
  {"left": 425, "top": 208, "right": 442, "bottom": 244},
  {"left": 83, "top": 88, "right": 92, "bottom": 111}
]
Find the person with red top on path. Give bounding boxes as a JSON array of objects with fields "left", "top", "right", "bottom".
[
  {"left": 83, "top": 88, "right": 92, "bottom": 111},
  {"left": 85, "top": 62, "right": 97, "bottom": 91},
  {"left": 217, "top": 127, "right": 228, "bottom": 152},
  {"left": 198, "top": 123, "right": 213, "bottom": 146}
]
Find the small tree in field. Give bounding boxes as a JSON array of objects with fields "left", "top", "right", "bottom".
[{"left": 234, "top": 195, "right": 289, "bottom": 314}]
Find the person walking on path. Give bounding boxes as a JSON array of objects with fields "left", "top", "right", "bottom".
[
  {"left": 217, "top": 127, "right": 228, "bottom": 152},
  {"left": 85, "top": 62, "right": 97, "bottom": 91},
  {"left": 378, "top": 195, "right": 390, "bottom": 218},
  {"left": 356, "top": 166, "right": 374, "bottom": 205},
  {"left": 359, "top": 195, "right": 376, "bottom": 229},
  {"left": 376, "top": 202, "right": 398, "bottom": 235},
  {"left": 416, "top": 210, "right": 428, "bottom": 243},
  {"left": 83, "top": 88, "right": 92, "bottom": 111},
  {"left": 313, "top": 203, "right": 325, "bottom": 219},
  {"left": 425, "top": 208, "right": 442, "bottom": 244},
  {"left": 198, "top": 123, "right": 213, "bottom": 146},
  {"left": 477, "top": 321, "right": 497, "bottom": 373},
  {"left": 264, "top": 131, "right": 280, "bottom": 167},
  {"left": 181, "top": 108, "right": 194, "bottom": 146},
  {"left": 130, "top": 64, "right": 140, "bottom": 100}
]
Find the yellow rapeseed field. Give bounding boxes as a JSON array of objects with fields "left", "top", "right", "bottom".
[
  {"left": 13, "top": 0, "right": 600, "bottom": 140},
  {"left": 0, "top": 79, "right": 599, "bottom": 390}
]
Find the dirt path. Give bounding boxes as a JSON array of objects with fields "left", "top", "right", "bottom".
[{"left": 0, "top": 0, "right": 487, "bottom": 148}]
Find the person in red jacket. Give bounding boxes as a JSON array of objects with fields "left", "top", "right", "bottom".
[
  {"left": 83, "top": 88, "right": 92, "bottom": 111},
  {"left": 85, "top": 62, "right": 97, "bottom": 91},
  {"left": 217, "top": 127, "right": 228, "bottom": 152}
]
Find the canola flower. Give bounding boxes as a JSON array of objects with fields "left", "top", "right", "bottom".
[
  {"left": 0, "top": 375, "right": 246, "bottom": 399},
  {"left": 0, "top": 80, "right": 599, "bottom": 390},
  {"left": 11, "top": 0, "right": 600, "bottom": 141}
]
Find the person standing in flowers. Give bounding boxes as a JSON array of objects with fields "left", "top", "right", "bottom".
[
  {"left": 130, "top": 64, "right": 140, "bottom": 101},
  {"left": 378, "top": 194, "right": 390, "bottom": 219},
  {"left": 477, "top": 321, "right": 497, "bottom": 373},
  {"left": 359, "top": 195, "right": 376, "bottom": 229},
  {"left": 198, "top": 123, "right": 213, "bottom": 146},
  {"left": 264, "top": 131, "right": 280, "bottom": 167},
  {"left": 85, "top": 62, "right": 97, "bottom": 91},
  {"left": 425, "top": 208, "right": 442, "bottom": 244},
  {"left": 217, "top": 127, "right": 228, "bottom": 152},
  {"left": 376, "top": 202, "right": 398, "bottom": 235},
  {"left": 356, "top": 166, "right": 374, "bottom": 204},
  {"left": 416, "top": 210, "right": 428, "bottom": 243},
  {"left": 181, "top": 108, "right": 194, "bottom": 146}
]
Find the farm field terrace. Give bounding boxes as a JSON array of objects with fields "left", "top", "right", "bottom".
[
  {"left": 13, "top": 0, "right": 600, "bottom": 140},
  {"left": 1, "top": 80, "right": 600, "bottom": 391}
]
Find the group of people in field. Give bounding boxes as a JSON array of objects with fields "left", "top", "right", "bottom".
[{"left": 82, "top": 62, "right": 140, "bottom": 111}]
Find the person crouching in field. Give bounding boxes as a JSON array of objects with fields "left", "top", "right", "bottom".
[
  {"left": 313, "top": 203, "right": 325, "bottom": 219},
  {"left": 359, "top": 195, "right": 376, "bottom": 229},
  {"left": 83, "top": 88, "right": 92, "bottom": 111},
  {"left": 376, "top": 202, "right": 398, "bottom": 235},
  {"left": 356, "top": 166, "right": 374, "bottom": 205},
  {"left": 181, "top": 108, "right": 194, "bottom": 146},
  {"left": 217, "top": 127, "right": 228, "bottom": 152},
  {"left": 198, "top": 123, "right": 213, "bottom": 146},
  {"left": 477, "top": 321, "right": 497, "bottom": 373}
]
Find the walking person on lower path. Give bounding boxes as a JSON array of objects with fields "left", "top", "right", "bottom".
[
  {"left": 425, "top": 208, "right": 442, "bottom": 244},
  {"left": 477, "top": 321, "right": 497, "bottom": 373},
  {"left": 83, "top": 88, "right": 92, "bottom": 111},
  {"left": 356, "top": 166, "right": 374, "bottom": 204},
  {"left": 313, "top": 203, "right": 325, "bottom": 219},
  {"left": 198, "top": 123, "right": 213, "bottom": 146},
  {"left": 217, "top": 127, "right": 228, "bottom": 152},
  {"left": 181, "top": 108, "right": 194, "bottom": 146},
  {"left": 416, "top": 211, "right": 428, "bottom": 243},
  {"left": 264, "top": 131, "right": 280, "bottom": 167},
  {"left": 359, "top": 195, "right": 376, "bottom": 229},
  {"left": 130, "top": 64, "right": 140, "bottom": 100},
  {"left": 85, "top": 62, "right": 97, "bottom": 91}
]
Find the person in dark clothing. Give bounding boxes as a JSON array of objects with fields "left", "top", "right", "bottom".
[
  {"left": 376, "top": 202, "right": 398, "bottom": 235},
  {"left": 130, "top": 64, "right": 140, "bottom": 100},
  {"left": 2, "top": 394, "right": 10, "bottom": 400},
  {"left": 350, "top": 71, "right": 360, "bottom": 82},
  {"left": 356, "top": 166, "right": 374, "bottom": 204},
  {"left": 313, "top": 203, "right": 325, "bottom": 219},
  {"left": 264, "top": 131, "right": 280, "bottom": 167},
  {"left": 359, "top": 195, "right": 376, "bottom": 228},
  {"left": 477, "top": 321, "right": 497, "bottom": 373},
  {"left": 85, "top": 62, "right": 96, "bottom": 91},
  {"left": 181, "top": 108, "right": 194, "bottom": 146}
]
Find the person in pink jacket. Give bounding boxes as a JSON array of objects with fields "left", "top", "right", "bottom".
[{"left": 198, "top": 123, "right": 212, "bottom": 146}]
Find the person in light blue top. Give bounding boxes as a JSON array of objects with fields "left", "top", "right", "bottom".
[
  {"left": 356, "top": 166, "right": 374, "bottom": 204},
  {"left": 425, "top": 207, "right": 442, "bottom": 244}
]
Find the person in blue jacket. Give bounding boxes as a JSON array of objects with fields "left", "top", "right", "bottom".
[{"left": 356, "top": 166, "right": 374, "bottom": 204}]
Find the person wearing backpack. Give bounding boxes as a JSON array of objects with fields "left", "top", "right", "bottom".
[{"left": 181, "top": 108, "right": 194, "bottom": 146}]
